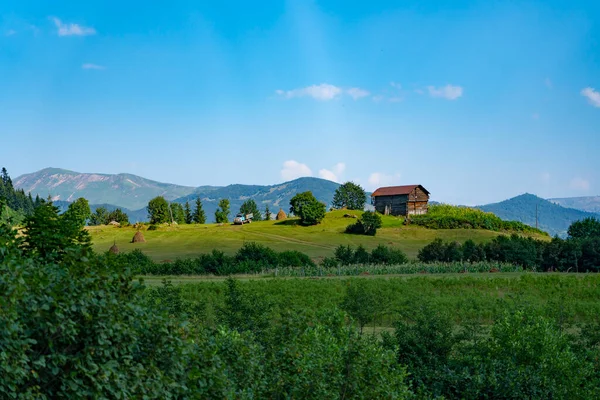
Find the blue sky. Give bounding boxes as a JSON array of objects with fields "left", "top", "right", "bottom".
[{"left": 1, "top": 0, "right": 599, "bottom": 205}]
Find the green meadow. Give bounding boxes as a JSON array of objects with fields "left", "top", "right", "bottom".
[{"left": 89, "top": 210, "right": 548, "bottom": 262}]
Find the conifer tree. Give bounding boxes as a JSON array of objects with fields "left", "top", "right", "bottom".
[
  {"left": 192, "top": 197, "right": 206, "bottom": 224},
  {"left": 184, "top": 201, "right": 192, "bottom": 224}
]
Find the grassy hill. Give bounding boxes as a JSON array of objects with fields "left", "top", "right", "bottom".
[
  {"left": 478, "top": 193, "right": 598, "bottom": 237},
  {"left": 90, "top": 210, "right": 547, "bottom": 262}
]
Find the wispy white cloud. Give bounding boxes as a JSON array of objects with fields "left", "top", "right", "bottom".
[
  {"left": 532, "top": 113, "right": 540, "bottom": 120},
  {"left": 414, "top": 88, "right": 425, "bottom": 95},
  {"left": 276, "top": 84, "right": 370, "bottom": 101},
  {"left": 5, "top": 29, "right": 16, "bottom": 36},
  {"left": 570, "top": 177, "right": 590, "bottom": 191},
  {"left": 390, "top": 82, "right": 402, "bottom": 89},
  {"left": 281, "top": 160, "right": 312, "bottom": 181},
  {"left": 427, "top": 84, "right": 463, "bottom": 100},
  {"left": 318, "top": 162, "right": 346, "bottom": 183},
  {"left": 82, "top": 63, "right": 105, "bottom": 70},
  {"left": 372, "top": 95, "right": 384, "bottom": 102},
  {"left": 581, "top": 87, "right": 600, "bottom": 108},
  {"left": 346, "top": 88, "right": 370, "bottom": 100},
  {"left": 367, "top": 172, "right": 401, "bottom": 190},
  {"left": 52, "top": 17, "right": 96, "bottom": 36},
  {"left": 389, "top": 97, "right": 403, "bottom": 103},
  {"left": 276, "top": 84, "right": 342, "bottom": 101}
]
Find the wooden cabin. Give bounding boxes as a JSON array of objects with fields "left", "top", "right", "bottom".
[{"left": 371, "top": 185, "right": 430, "bottom": 216}]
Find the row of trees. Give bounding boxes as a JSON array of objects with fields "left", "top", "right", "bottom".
[
  {"left": 418, "top": 217, "right": 600, "bottom": 272},
  {"left": 0, "top": 167, "right": 38, "bottom": 224}
]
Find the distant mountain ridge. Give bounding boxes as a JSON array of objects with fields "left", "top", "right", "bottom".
[
  {"left": 15, "top": 168, "right": 341, "bottom": 223},
  {"left": 15, "top": 168, "right": 199, "bottom": 210},
  {"left": 549, "top": 196, "right": 600, "bottom": 214},
  {"left": 478, "top": 193, "right": 599, "bottom": 237}
]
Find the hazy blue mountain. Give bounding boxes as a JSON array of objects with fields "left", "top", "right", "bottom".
[
  {"left": 549, "top": 196, "right": 600, "bottom": 214},
  {"left": 14, "top": 168, "right": 198, "bottom": 210},
  {"left": 478, "top": 193, "right": 599, "bottom": 237},
  {"left": 17, "top": 168, "right": 343, "bottom": 223},
  {"left": 173, "top": 177, "right": 341, "bottom": 222}
]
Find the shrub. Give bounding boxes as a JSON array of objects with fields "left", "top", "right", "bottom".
[
  {"left": 370, "top": 244, "right": 408, "bottom": 265},
  {"left": 278, "top": 250, "right": 315, "bottom": 268},
  {"left": 289, "top": 191, "right": 326, "bottom": 226},
  {"left": 345, "top": 211, "right": 382, "bottom": 236},
  {"left": 148, "top": 224, "right": 158, "bottom": 231},
  {"left": 235, "top": 242, "right": 279, "bottom": 269}
]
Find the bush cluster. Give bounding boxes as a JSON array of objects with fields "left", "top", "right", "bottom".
[
  {"left": 109, "top": 243, "right": 316, "bottom": 275},
  {"left": 323, "top": 244, "right": 408, "bottom": 267},
  {"left": 345, "top": 211, "right": 383, "bottom": 236},
  {"left": 419, "top": 234, "right": 600, "bottom": 272},
  {"left": 411, "top": 204, "right": 547, "bottom": 235}
]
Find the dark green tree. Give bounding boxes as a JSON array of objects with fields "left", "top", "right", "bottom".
[
  {"left": 147, "top": 196, "right": 170, "bottom": 224},
  {"left": 107, "top": 208, "right": 129, "bottom": 225},
  {"left": 89, "top": 206, "right": 109, "bottom": 226},
  {"left": 62, "top": 198, "right": 91, "bottom": 228},
  {"left": 568, "top": 217, "right": 600, "bottom": 239},
  {"left": 332, "top": 182, "right": 367, "bottom": 210},
  {"left": 215, "top": 199, "right": 230, "bottom": 223},
  {"left": 184, "top": 201, "right": 192, "bottom": 224},
  {"left": 21, "top": 200, "right": 91, "bottom": 260},
  {"left": 264, "top": 205, "right": 272, "bottom": 221},
  {"left": 240, "top": 199, "right": 262, "bottom": 221},
  {"left": 170, "top": 203, "right": 185, "bottom": 224},
  {"left": 192, "top": 197, "right": 206, "bottom": 224},
  {"left": 289, "top": 191, "right": 326, "bottom": 225}
]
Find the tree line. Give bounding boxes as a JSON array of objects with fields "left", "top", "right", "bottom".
[{"left": 418, "top": 217, "right": 600, "bottom": 272}]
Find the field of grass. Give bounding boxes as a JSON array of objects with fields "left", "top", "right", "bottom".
[
  {"left": 90, "top": 210, "right": 548, "bottom": 261},
  {"left": 144, "top": 272, "right": 600, "bottom": 328}
]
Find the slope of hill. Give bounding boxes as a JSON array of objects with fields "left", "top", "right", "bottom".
[
  {"left": 478, "top": 193, "right": 599, "bottom": 237},
  {"left": 90, "top": 210, "right": 544, "bottom": 261},
  {"left": 549, "top": 196, "right": 600, "bottom": 214},
  {"left": 173, "top": 177, "right": 341, "bottom": 222},
  {"left": 14, "top": 168, "right": 197, "bottom": 210}
]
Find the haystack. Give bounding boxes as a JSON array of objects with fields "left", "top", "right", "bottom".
[
  {"left": 108, "top": 220, "right": 120, "bottom": 226},
  {"left": 109, "top": 242, "right": 120, "bottom": 254},
  {"left": 131, "top": 231, "right": 146, "bottom": 243},
  {"left": 276, "top": 208, "right": 287, "bottom": 220}
]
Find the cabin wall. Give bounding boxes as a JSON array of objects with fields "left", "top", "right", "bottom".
[{"left": 373, "top": 188, "right": 430, "bottom": 216}]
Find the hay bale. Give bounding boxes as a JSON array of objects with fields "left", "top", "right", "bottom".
[
  {"left": 276, "top": 209, "right": 287, "bottom": 220},
  {"left": 131, "top": 231, "right": 146, "bottom": 243},
  {"left": 109, "top": 243, "right": 120, "bottom": 254},
  {"left": 108, "top": 221, "right": 120, "bottom": 226}
]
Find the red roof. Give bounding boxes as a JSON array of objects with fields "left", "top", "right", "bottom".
[{"left": 371, "top": 185, "right": 430, "bottom": 197}]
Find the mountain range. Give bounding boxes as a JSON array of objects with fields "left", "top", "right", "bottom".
[{"left": 14, "top": 168, "right": 600, "bottom": 234}]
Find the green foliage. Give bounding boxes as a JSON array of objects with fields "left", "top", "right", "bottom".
[
  {"left": 192, "top": 197, "right": 206, "bottom": 224},
  {"left": 341, "top": 279, "right": 380, "bottom": 333},
  {"left": 0, "top": 203, "right": 25, "bottom": 226},
  {"left": 62, "top": 197, "right": 91, "bottom": 227},
  {"left": 290, "top": 191, "right": 326, "bottom": 226},
  {"left": 277, "top": 250, "right": 315, "bottom": 268},
  {"left": 264, "top": 205, "right": 272, "bottom": 221},
  {"left": 569, "top": 217, "right": 600, "bottom": 239},
  {"left": 234, "top": 242, "right": 278, "bottom": 269},
  {"left": 412, "top": 204, "right": 547, "bottom": 235},
  {"left": 170, "top": 202, "right": 185, "bottom": 224},
  {"left": 107, "top": 208, "right": 129, "bottom": 225},
  {"left": 184, "top": 201, "right": 192, "bottom": 224},
  {"left": 147, "top": 196, "right": 170, "bottom": 224},
  {"left": 215, "top": 198, "right": 230, "bottom": 223},
  {"left": 331, "top": 244, "right": 408, "bottom": 266},
  {"left": 0, "top": 210, "right": 189, "bottom": 398},
  {"left": 0, "top": 167, "right": 35, "bottom": 217},
  {"left": 239, "top": 199, "right": 262, "bottom": 221},
  {"left": 89, "top": 206, "right": 109, "bottom": 226},
  {"left": 346, "top": 211, "right": 382, "bottom": 236},
  {"left": 332, "top": 181, "right": 367, "bottom": 210},
  {"left": 21, "top": 200, "right": 91, "bottom": 261}
]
